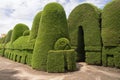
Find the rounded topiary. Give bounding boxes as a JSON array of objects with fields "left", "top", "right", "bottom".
[
  {"left": 23, "top": 30, "right": 30, "bottom": 36},
  {"left": 54, "top": 38, "right": 71, "bottom": 50},
  {"left": 32, "top": 2, "right": 69, "bottom": 71},
  {"left": 68, "top": 3, "right": 101, "bottom": 61},
  {"left": 4, "top": 30, "right": 13, "bottom": 44},
  {"left": 11, "top": 23, "right": 29, "bottom": 43},
  {"left": 102, "top": 0, "right": 120, "bottom": 46},
  {"left": 29, "top": 11, "right": 42, "bottom": 41},
  {"left": 68, "top": 3, "right": 101, "bottom": 47}
]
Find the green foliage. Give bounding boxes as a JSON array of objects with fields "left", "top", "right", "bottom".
[
  {"left": 23, "top": 30, "right": 30, "bottom": 36},
  {"left": 54, "top": 38, "right": 71, "bottom": 50},
  {"left": 12, "top": 36, "right": 35, "bottom": 50},
  {"left": 102, "top": 0, "right": 120, "bottom": 46},
  {"left": 29, "top": 11, "right": 42, "bottom": 40},
  {"left": 68, "top": 3, "right": 101, "bottom": 62},
  {"left": 68, "top": 3, "right": 101, "bottom": 47},
  {"left": 0, "top": 36, "right": 6, "bottom": 44},
  {"left": 26, "top": 53, "right": 33, "bottom": 66},
  {"left": 11, "top": 23, "right": 29, "bottom": 43},
  {"left": 47, "top": 50, "right": 65, "bottom": 73},
  {"left": 4, "top": 30, "right": 13, "bottom": 44},
  {"left": 102, "top": 47, "right": 120, "bottom": 68},
  {"left": 47, "top": 50, "right": 76, "bottom": 72},
  {"left": 86, "top": 52, "right": 101, "bottom": 65},
  {"left": 32, "top": 2, "right": 69, "bottom": 71},
  {"left": 64, "top": 49, "right": 77, "bottom": 71}
]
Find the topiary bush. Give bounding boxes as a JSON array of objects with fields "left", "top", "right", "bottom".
[
  {"left": 29, "top": 11, "right": 42, "bottom": 41},
  {"left": 11, "top": 23, "right": 29, "bottom": 43},
  {"left": 54, "top": 38, "right": 71, "bottom": 50},
  {"left": 86, "top": 52, "right": 101, "bottom": 65},
  {"left": 102, "top": 0, "right": 120, "bottom": 46},
  {"left": 47, "top": 49, "right": 76, "bottom": 72},
  {"left": 47, "top": 50, "right": 65, "bottom": 73},
  {"left": 32, "top": 2, "right": 69, "bottom": 71},
  {"left": 101, "top": 0, "right": 120, "bottom": 68},
  {"left": 23, "top": 30, "right": 30, "bottom": 36},
  {"left": 68, "top": 3, "right": 102, "bottom": 62}
]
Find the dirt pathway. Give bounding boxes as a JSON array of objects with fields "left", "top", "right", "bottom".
[{"left": 0, "top": 56, "right": 120, "bottom": 80}]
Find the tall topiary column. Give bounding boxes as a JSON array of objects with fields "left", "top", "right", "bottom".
[
  {"left": 102, "top": 0, "right": 120, "bottom": 68},
  {"left": 11, "top": 23, "right": 29, "bottom": 43},
  {"left": 32, "top": 2, "right": 69, "bottom": 71},
  {"left": 68, "top": 3, "right": 102, "bottom": 64},
  {"left": 29, "top": 11, "right": 42, "bottom": 41}
]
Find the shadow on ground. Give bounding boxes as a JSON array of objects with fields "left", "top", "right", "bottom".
[{"left": 0, "top": 69, "right": 20, "bottom": 80}]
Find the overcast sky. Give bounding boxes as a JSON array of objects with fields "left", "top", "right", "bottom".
[{"left": 0, "top": 0, "right": 112, "bottom": 34}]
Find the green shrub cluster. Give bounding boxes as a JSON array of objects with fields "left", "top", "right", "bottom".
[
  {"left": 32, "top": 2, "right": 69, "bottom": 71},
  {"left": 1, "top": 0, "right": 120, "bottom": 72},
  {"left": 47, "top": 50, "right": 76, "bottom": 73}
]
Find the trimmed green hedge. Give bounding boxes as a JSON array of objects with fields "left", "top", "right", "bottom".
[
  {"left": 23, "top": 30, "right": 30, "bottom": 36},
  {"left": 32, "top": 2, "right": 69, "bottom": 71},
  {"left": 29, "top": 11, "right": 42, "bottom": 40},
  {"left": 68, "top": 3, "right": 101, "bottom": 62},
  {"left": 4, "top": 30, "right": 13, "bottom": 44},
  {"left": 12, "top": 36, "right": 35, "bottom": 50},
  {"left": 47, "top": 50, "right": 76, "bottom": 72},
  {"left": 102, "top": 0, "right": 120, "bottom": 46},
  {"left": 47, "top": 50, "right": 65, "bottom": 73},
  {"left": 54, "top": 38, "right": 71, "bottom": 50},
  {"left": 11, "top": 23, "right": 29, "bottom": 43},
  {"left": 86, "top": 52, "right": 101, "bottom": 65},
  {"left": 102, "top": 47, "right": 120, "bottom": 68}
]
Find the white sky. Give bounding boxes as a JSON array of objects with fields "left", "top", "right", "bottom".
[{"left": 0, "top": 0, "right": 112, "bottom": 35}]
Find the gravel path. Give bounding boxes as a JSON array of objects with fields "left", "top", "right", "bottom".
[{"left": 0, "top": 56, "right": 120, "bottom": 80}]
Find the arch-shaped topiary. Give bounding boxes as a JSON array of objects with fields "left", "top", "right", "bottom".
[
  {"left": 102, "top": 0, "right": 120, "bottom": 46},
  {"left": 11, "top": 23, "right": 29, "bottom": 43},
  {"left": 29, "top": 11, "right": 42, "bottom": 41},
  {"left": 32, "top": 2, "right": 69, "bottom": 71},
  {"left": 68, "top": 3, "right": 101, "bottom": 63},
  {"left": 102, "top": 0, "right": 120, "bottom": 68}
]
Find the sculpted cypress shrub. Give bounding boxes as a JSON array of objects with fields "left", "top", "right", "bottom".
[
  {"left": 32, "top": 2, "right": 69, "bottom": 71},
  {"left": 29, "top": 11, "right": 42, "bottom": 41},
  {"left": 102, "top": 0, "right": 120, "bottom": 46},
  {"left": 102, "top": 0, "right": 120, "bottom": 68},
  {"left": 68, "top": 3, "right": 101, "bottom": 63},
  {"left": 11, "top": 23, "right": 29, "bottom": 43}
]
